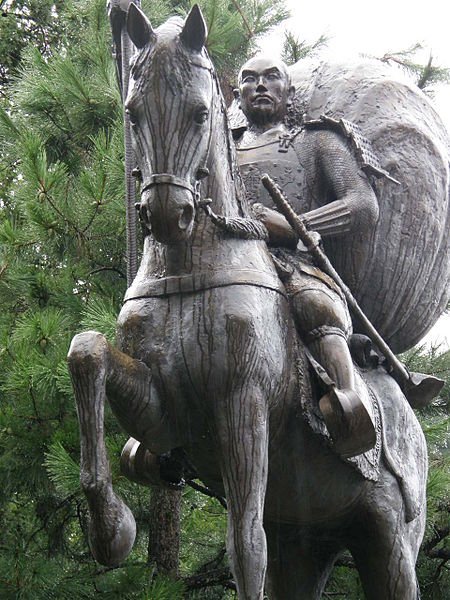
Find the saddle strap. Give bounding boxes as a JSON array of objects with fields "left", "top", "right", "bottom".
[{"left": 124, "top": 268, "right": 287, "bottom": 301}]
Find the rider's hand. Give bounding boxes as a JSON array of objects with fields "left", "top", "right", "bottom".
[{"left": 252, "top": 203, "right": 298, "bottom": 249}]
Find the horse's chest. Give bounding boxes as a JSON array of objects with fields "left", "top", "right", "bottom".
[{"left": 117, "top": 288, "right": 292, "bottom": 401}]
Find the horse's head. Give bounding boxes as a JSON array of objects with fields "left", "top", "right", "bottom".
[{"left": 126, "top": 3, "right": 214, "bottom": 244}]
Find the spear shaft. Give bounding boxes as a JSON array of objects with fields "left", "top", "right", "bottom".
[{"left": 261, "top": 173, "right": 411, "bottom": 384}]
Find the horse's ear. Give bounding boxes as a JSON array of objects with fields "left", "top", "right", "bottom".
[
  {"left": 127, "top": 2, "right": 155, "bottom": 49},
  {"left": 180, "top": 4, "right": 207, "bottom": 52}
]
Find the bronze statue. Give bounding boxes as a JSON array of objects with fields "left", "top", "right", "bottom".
[
  {"left": 66, "top": 5, "right": 438, "bottom": 598},
  {"left": 230, "top": 56, "right": 450, "bottom": 355},
  {"left": 235, "top": 55, "right": 382, "bottom": 455}
]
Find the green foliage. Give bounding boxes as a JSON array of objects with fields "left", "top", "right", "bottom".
[
  {"left": 0, "top": 0, "right": 67, "bottom": 90},
  {"left": 281, "top": 30, "right": 328, "bottom": 66},
  {"left": 44, "top": 441, "right": 82, "bottom": 498},
  {"left": 377, "top": 44, "right": 450, "bottom": 93}
]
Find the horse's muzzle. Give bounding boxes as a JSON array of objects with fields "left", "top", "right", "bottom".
[{"left": 142, "top": 187, "right": 195, "bottom": 244}]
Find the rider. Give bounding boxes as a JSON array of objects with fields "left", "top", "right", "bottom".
[{"left": 234, "top": 55, "right": 382, "bottom": 457}]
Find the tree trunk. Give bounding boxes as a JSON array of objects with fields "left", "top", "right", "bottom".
[{"left": 148, "top": 488, "right": 181, "bottom": 576}]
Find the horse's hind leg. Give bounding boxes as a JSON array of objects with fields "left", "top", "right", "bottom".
[
  {"left": 67, "top": 330, "right": 170, "bottom": 566},
  {"left": 265, "top": 523, "right": 341, "bottom": 600},
  {"left": 348, "top": 474, "right": 425, "bottom": 599}
]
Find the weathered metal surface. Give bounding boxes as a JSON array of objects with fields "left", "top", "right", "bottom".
[
  {"left": 67, "top": 6, "right": 430, "bottom": 599},
  {"left": 231, "top": 58, "right": 450, "bottom": 352}
]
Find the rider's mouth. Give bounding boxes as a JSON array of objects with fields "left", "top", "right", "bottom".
[{"left": 252, "top": 95, "right": 273, "bottom": 105}]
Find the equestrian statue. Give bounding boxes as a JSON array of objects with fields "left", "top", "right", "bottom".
[{"left": 67, "top": 3, "right": 450, "bottom": 598}]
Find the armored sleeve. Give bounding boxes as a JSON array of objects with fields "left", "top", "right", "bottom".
[{"left": 302, "top": 130, "right": 379, "bottom": 237}]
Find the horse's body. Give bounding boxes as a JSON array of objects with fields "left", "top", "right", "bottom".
[{"left": 67, "top": 5, "right": 427, "bottom": 598}]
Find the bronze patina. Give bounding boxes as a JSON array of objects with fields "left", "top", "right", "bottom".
[{"left": 66, "top": 4, "right": 449, "bottom": 598}]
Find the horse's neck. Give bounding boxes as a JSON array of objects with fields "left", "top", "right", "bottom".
[
  {"left": 162, "top": 123, "right": 263, "bottom": 276},
  {"left": 134, "top": 106, "right": 274, "bottom": 281}
]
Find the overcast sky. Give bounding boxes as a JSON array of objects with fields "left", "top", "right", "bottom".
[
  {"left": 260, "top": 0, "right": 450, "bottom": 349},
  {"left": 260, "top": 0, "right": 450, "bottom": 129}
]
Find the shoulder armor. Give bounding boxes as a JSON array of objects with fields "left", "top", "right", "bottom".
[{"left": 304, "top": 115, "right": 400, "bottom": 185}]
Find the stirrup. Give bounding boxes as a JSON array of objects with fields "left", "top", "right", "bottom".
[
  {"left": 319, "top": 388, "right": 376, "bottom": 458},
  {"left": 120, "top": 438, "right": 186, "bottom": 490}
]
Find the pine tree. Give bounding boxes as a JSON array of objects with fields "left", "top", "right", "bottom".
[
  {"left": 376, "top": 44, "right": 450, "bottom": 93},
  {"left": 0, "top": 1, "right": 288, "bottom": 597}
]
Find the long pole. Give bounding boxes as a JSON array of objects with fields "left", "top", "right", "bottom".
[
  {"left": 108, "top": 0, "right": 138, "bottom": 286},
  {"left": 260, "top": 174, "right": 410, "bottom": 384}
]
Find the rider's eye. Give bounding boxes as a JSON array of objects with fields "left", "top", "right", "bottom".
[{"left": 194, "top": 108, "right": 209, "bottom": 125}]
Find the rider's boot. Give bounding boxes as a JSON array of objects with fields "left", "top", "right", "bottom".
[{"left": 306, "top": 328, "right": 376, "bottom": 458}]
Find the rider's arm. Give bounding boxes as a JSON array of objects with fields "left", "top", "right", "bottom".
[{"left": 301, "top": 130, "right": 379, "bottom": 237}]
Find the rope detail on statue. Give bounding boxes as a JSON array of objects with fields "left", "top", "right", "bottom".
[{"left": 200, "top": 198, "right": 269, "bottom": 241}]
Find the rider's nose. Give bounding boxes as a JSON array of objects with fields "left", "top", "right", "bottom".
[{"left": 256, "top": 79, "right": 267, "bottom": 91}]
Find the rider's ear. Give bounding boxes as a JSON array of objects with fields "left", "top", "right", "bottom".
[
  {"left": 233, "top": 88, "right": 242, "bottom": 110},
  {"left": 127, "top": 2, "right": 156, "bottom": 49},
  {"left": 180, "top": 4, "right": 208, "bottom": 52}
]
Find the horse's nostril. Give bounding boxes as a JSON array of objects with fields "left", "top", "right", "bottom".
[{"left": 179, "top": 204, "right": 194, "bottom": 230}]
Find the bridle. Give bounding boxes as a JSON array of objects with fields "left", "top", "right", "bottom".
[{"left": 140, "top": 174, "right": 202, "bottom": 207}]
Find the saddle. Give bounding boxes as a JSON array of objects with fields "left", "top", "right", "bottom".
[{"left": 297, "top": 336, "right": 427, "bottom": 523}]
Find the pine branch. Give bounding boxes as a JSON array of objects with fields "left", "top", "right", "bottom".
[
  {"left": 427, "top": 548, "right": 450, "bottom": 560},
  {"left": 423, "top": 524, "right": 450, "bottom": 556},
  {"left": 24, "top": 493, "right": 77, "bottom": 551},
  {"left": 187, "top": 479, "right": 227, "bottom": 509},
  {"left": 229, "top": 0, "right": 253, "bottom": 40},
  {"left": 88, "top": 266, "right": 126, "bottom": 279},
  {"left": 184, "top": 566, "right": 235, "bottom": 591}
]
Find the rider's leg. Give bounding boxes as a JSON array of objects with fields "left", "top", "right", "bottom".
[
  {"left": 290, "top": 282, "right": 353, "bottom": 392},
  {"left": 290, "top": 279, "right": 375, "bottom": 456}
]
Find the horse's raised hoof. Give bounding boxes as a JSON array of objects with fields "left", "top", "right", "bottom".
[
  {"left": 319, "top": 387, "right": 376, "bottom": 458},
  {"left": 87, "top": 488, "right": 136, "bottom": 567}
]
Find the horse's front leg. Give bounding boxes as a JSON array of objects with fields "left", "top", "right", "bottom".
[
  {"left": 217, "top": 384, "right": 268, "bottom": 600},
  {"left": 215, "top": 318, "right": 270, "bottom": 599},
  {"left": 67, "top": 331, "right": 167, "bottom": 566}
]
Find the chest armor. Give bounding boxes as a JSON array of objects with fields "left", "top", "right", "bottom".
[{"left": 236, "top": 131, "right": 311, "bottom": 214}]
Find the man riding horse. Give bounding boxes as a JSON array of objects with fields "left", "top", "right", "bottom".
[{"left": 233, "top": 55, "right": 439, "bottom": 456}]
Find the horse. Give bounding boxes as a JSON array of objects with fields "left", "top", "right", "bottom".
[{"left": 67, "top": 4, "right": 427, "bottom": 598}]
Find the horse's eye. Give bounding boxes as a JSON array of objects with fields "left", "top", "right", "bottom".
[
  {"left": 194, "top": 108, "right": 209, "bottom": 125},
  {"left": 126, "top": 108, "right": 138, "bottom": 126}
]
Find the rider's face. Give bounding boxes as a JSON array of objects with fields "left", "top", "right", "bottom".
[{"left": 239, "top": 57, "right": 293, "bottom": 126}]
